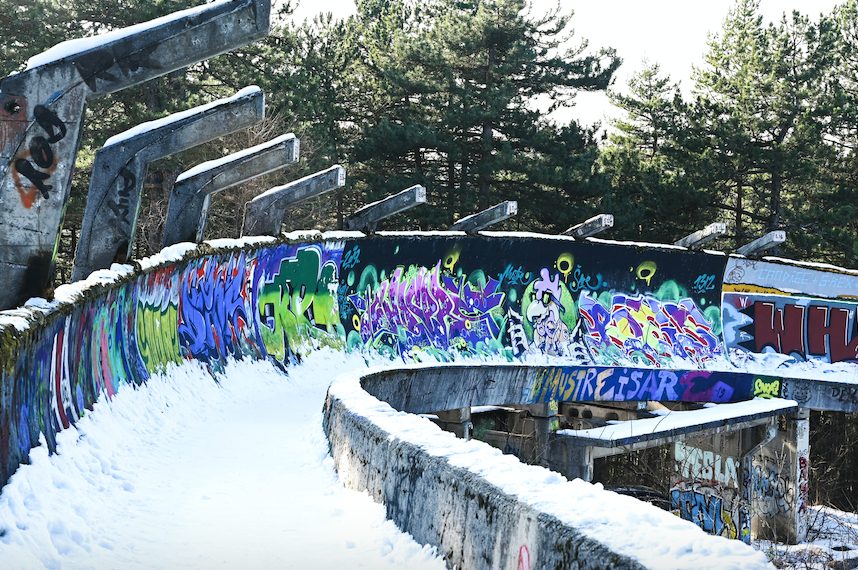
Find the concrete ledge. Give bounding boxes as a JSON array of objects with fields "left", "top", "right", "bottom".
[{"left": 324, "top": 368, "right": 774, "bottom": 570}]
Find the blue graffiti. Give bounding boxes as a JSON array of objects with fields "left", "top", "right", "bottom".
[{"left": 178, "top": 254, "right": 249, "bottom": 363}]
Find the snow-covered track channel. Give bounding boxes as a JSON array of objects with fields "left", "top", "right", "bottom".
[{"left": 0, "top": 353, "right": 443, "bottom": 569}]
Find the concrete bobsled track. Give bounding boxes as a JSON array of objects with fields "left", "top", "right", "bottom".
[{"left": 1, "top": 231, "right": 858, "bottom": 568}]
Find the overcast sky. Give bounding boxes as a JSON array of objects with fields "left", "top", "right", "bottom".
[{"left": 291, "top": 0, "right": 842, "bottom": 127}]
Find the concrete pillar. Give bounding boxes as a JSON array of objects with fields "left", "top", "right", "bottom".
[
  {"left": 162, "top": 133, "right": 299, "bottom": 247},
  {"left": 435, "top": 408, "right": 472, "bottom": 440},
  {"left": 72, "top": 87, "right": 264, "bottom": 281},
  {"left": 549, "top": 441, "right": 594, "bottom": 482},
  {"left": 0, "top": 0, "right": 271, "bottom": 308},
  {"left": 750, "top": 409, "right": 809, "bottom": 544}
]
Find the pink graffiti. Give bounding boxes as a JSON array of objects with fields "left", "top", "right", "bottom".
[
  {"left": 349, "top": 261, "right": 504, "bottom": 354},
  {"left": 518, "top": 545, "right": 531, "bottom": 570}
]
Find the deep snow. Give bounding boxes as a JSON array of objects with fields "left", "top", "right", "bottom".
[{"left": 0, "top": 352, "right": 443, "bottom": 569}]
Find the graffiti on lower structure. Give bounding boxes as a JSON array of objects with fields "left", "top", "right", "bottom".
[
  {"left": 670, "top": 482, "right": 750, "bottom": 544},
  {"left": 674, "top": 442, "right": 739, "bottom": 487},
  {"left": 752, "top": 453, "right": 795, "bottom": 516},
  {"left": 527, "top": 366, "right": 762, "bottom": 403}
]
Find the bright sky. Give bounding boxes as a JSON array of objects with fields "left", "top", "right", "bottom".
[{"left": 291, "top": 0, "right": 842, "bottom": 126}]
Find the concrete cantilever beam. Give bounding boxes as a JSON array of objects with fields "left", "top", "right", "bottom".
[
  {"left": 162, "top": 133, "right": 300, "bottom": 247},
  {"left": 343, "top": 184, "right": 427, "bottom": 233},
  {"left": 72, "top": 87, "right": 265, "bottom": 281},
  {"left": 0, "top": 0, "right": 271, "bottom": 308},
  {"left": 241, "top": 165, "right": 346, "bottom": 237},
  {"left": 451, "top": 201, "right": 517, "bottom": 232}
]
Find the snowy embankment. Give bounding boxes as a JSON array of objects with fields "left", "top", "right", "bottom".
[{"left": 0, "top": 351, "right": 443, "bottom": 569}]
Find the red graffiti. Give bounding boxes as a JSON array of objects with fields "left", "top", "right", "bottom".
[{"left": 749, "top": 301, "right": 858, "bottom": 363}]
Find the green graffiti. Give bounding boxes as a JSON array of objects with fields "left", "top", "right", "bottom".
[
  {"left": 136, "top": 303, "right": 181, "bottom": 371},
  {"left": 257, "top": 248, "right": 344, "bottom": 361}
]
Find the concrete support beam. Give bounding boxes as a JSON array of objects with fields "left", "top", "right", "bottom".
[
  {"left": 562, "top": 214, "right": 614, "bottom": 238},
  {"left": 0, "top": 0, "right": 271, "bottom": 308},
  {"left": 73, "top": 87, "right": 265, "bottom": 281},
  {"left": 450, "top": 201, "right": 517, "bottom": 232},
  {"left": 343, "top": 184, "right": 426, "bottom": 233},
  {"left": 241, "top": 165, "right": 345, "bottom": 236},
  {"left": 162, "top": 133, "right": 299, "bottom": 247},
  {"left": 736, "top": 230, "right": 786, "bottom": 257},
  {"left": 674, "top": 222, "right": 728, "bottom": 249}
]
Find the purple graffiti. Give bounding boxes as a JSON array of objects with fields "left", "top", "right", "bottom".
[
  {"left": 578, "top": 293, "right": 721, "bottom": 365},
  {"left": 349, "top": 262, "right": 504, "bottom": 355},
  {"left": 179, "top": 254, "right": 250, "bottom": 363}
]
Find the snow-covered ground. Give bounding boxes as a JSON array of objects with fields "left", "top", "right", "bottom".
[
  {"left": 0, "top": 347, "right": 854, "bottom": 569},
  {"left": 0, "top": 351, "right": 443, "bottom": 569},
  {"left": 756, "top": 507, "right": 858, "bottom": 569}
]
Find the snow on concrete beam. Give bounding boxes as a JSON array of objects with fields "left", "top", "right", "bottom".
[
  {"left": 736, "top": 231, "right": 787, "bottom": 257},
  {"left": 451, "top": 201, "right": 517, "bottom": 232},
  {"left": 553, "top": 398, "right": 798, "bottom": 454},
  {"left": 72, "top": 87, "right": 265, "bottom": 282},
  {"left": 343, "top": 185, "right": 427, "bottom": 233},
  {"left": 0, "top": 0, "right": 271, "bottom": 309},
  {"left": 241, "top": 165, "right": 346, "bottom": 237},
  {"left": 674, "top": 222, "right": 727, "bottom": 250},
  {"left": 162, "top": 134, "right": 299, "bottom": 247},
  {"left": 562, "top": 214, "right": 614, "bottom": 238}
]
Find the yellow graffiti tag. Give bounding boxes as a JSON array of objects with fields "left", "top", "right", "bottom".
[
  {"left": 136, "top": 303, "right": 181, "bottom": 371},
  {"left": 636, "top": 261, "right": 657, "bottom": 286},
  {"left": 556, "top": 253, "right": 574, "bottom": 282},
  {"left": 753, "top": 377, "right": 781, "bottom": 399}
]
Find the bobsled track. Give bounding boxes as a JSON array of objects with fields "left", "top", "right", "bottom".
[{"left": 1, "top": 231, "right": 858, "bottom": 569}]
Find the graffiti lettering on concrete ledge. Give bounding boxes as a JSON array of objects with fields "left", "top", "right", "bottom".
[{"left": 528, "top": 367, "right": 757, "bottom": 403}]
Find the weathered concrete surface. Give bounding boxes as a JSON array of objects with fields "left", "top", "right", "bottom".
[
  {"left": 162, "top": 133, "right": 299, "bottom": 246},
  {"left": 323, "top": 390, "right": 648, "bottom": 570},
  {"left": 0, "top": 0, "right": 271, "bottom": 309},
  {"left": 241, "top": 165, "right": 345, "bottom": 236},
  {"left": 781, "top": 377, "right": 858, "bottom": 413},
  {"left": 343, "top": 184, "right": 426, "bottom": 232},
  {"left": 451, "top": 200, "right": 517, "bottom": 232},
  {"left": 72, "top": 88, "right": 264, "bottom": 281}
]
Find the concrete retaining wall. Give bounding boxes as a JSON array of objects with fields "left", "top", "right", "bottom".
[{"left": 324, "top": 369, "right": 773, "bottom": 569}]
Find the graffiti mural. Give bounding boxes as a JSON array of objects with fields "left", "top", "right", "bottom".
[
  {"left": 253, "top": 242, "right": 345, "bottom": 364},
  {"left": 340, "top": 237, "right": 727, "bottom": 364},
  {"left": 527, "top": 366, "right": 765, "bottom": 404},
  {"left": 579, "top": 292, "right": 721, "bottom": 366},
  {"left": 723, "top": 258, "right": 858, "bottom": 365},
  {"left": 348, "top": 263, "right": 505, "bottom": 359},
  {"left": 670, "top": 483, "right": 750, "bottom": 544}
]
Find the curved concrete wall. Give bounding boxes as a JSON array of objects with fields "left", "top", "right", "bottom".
[
  {"left": 323, "top": 366, "right": 772, "bottom": 569},
  {"left": 0, "top": 231, "right": 855, "bottom": 563}
]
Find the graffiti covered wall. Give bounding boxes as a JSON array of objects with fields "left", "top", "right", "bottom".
[{"left": 0, "top": 233, "right": 856, "bottom": 504}]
